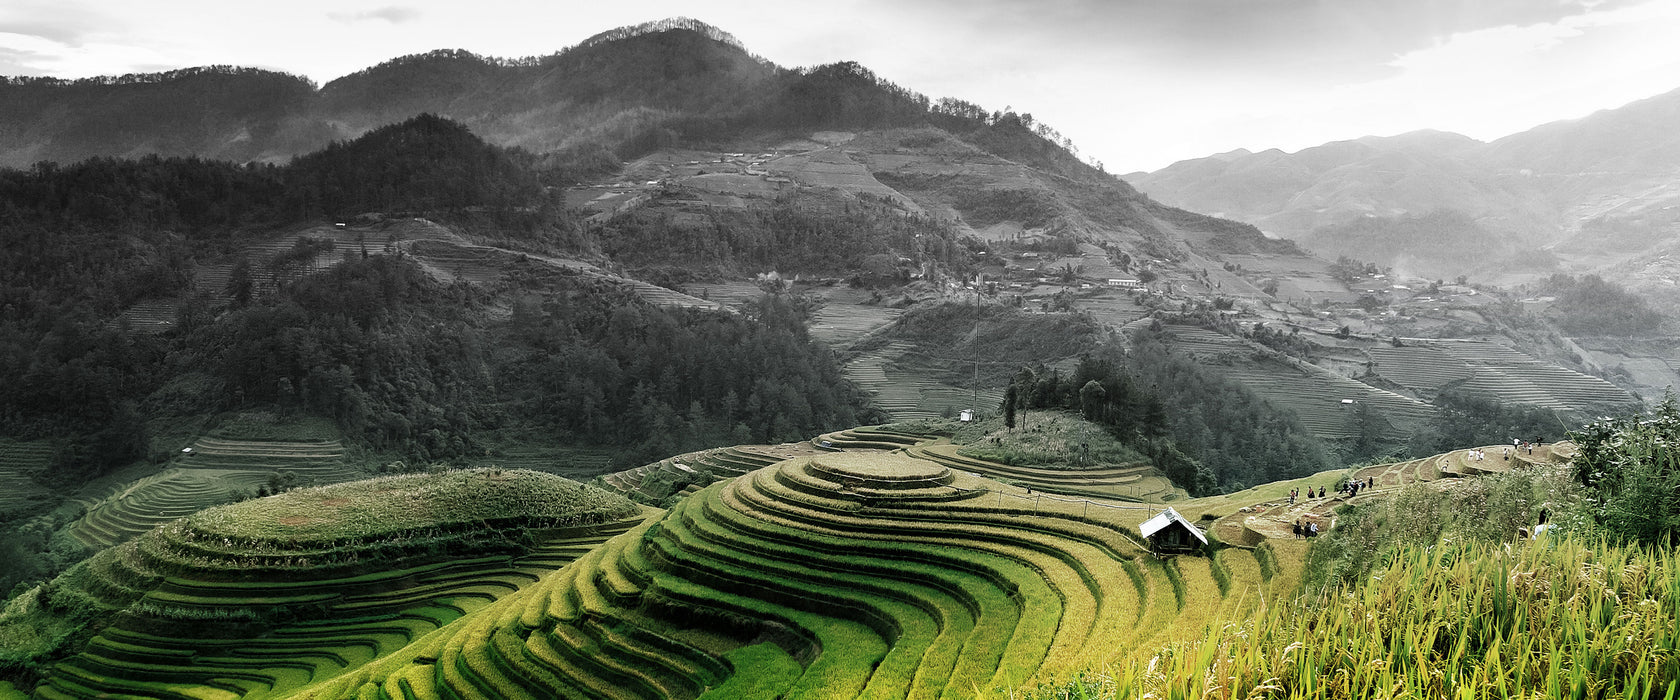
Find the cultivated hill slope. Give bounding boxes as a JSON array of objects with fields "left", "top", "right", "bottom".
[
  {"left": 1, "top": 427, "right": 1591, "bottom": 699},
  {"left": 289, "top": 451, "right": 1261, "bottom": 699},
  {"left": 4, "top": 469, "right": 645, "bottom": 700}
]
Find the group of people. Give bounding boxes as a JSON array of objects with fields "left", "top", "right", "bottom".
[
  {"left": 1287, "top": 478, "right": 1374, "bottom": 505},
  {"left": 1292, "top": 518, "right": 1319, "bottom": 537},
  {"left": 1287, "top": 486, "right": 1321, "bottom": 503},
  {"left": 1342, "top": 477, "right": 1371, "bottom": 497}
]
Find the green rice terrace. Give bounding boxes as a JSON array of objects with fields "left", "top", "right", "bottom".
[
  {"left": 60, "top": 434, "right": 367, "bottom": 553},
  {"left": 0, "top": 422, "right": 1665, "bottom": 699},
  {"left": 287, "top": 450, "right": 1264, "bottom": 700},
  {"left": 597, "top": 421, "right": 1186, "bottom": 506},
  {"left": 0, "top": 469, "right": 644, "bottom": 700}
]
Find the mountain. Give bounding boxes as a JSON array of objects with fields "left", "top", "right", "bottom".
[{"left": 1129, "top": 88, "right": 1680, "bottom": 291}]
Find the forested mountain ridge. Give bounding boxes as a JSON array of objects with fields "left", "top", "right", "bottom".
[{"left": 1128, "top": 87, "right": 1680, "bottom": 299}]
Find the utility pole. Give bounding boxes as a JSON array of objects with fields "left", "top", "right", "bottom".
[{"left": 971, "top": 321, "right": 981, "bottom": 416}]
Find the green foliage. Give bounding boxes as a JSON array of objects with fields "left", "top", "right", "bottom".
[
  {"left": 502, "top": 292, "right": 873, "bottom": 465},
  {"left": 960, "top": 411, "right": 1146, "bottom": 468},
  {"left": 1409, "top": 389, "right": 1572, "bottom": 457},
  {"left": 1300, "top": 465, "right": 1585, "bottom": 591},
  {"left": 186, "top": 468, "right": 637, "bottom": 541},
  {"left": 0, "top": 114, "right": 557, "bottom": 453},
  {"left": 595, "top": 195, "right": 976, "bottom": 281},
  {"left": 1006, "top": 333, "right": 1332, "bottom": 494},
  {"left": 1569, "top": 396, "right": 1680, "bottom": 546},
  {"left": 287, "top": 114, "right": 547, "bottom": 219},
  {"left": 1040, "top": 538, "right": 1678, "bottom": 700},
  {"left": 1543, "top": 273, "right": 1669, "bottom": 337}
]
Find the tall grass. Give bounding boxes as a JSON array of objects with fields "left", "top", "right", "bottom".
[{"left": 1025, "top": 537, "right": 1677, "bottom": 699}]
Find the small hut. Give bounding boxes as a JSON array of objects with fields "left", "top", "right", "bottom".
[{"left": 1139, "top": 507, "right": 1208, "bottom": 553}]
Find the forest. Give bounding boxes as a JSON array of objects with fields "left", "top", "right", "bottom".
[
  {"left": 593, "top": 194, "right": 981, "bottom": 283},
  {"left": 0, "top": 113, "right": 877, "bottom": 487},
  {"left": 1002, "top": 328, "right": 1333, "bottom": 495},
  {"left": 1538, "top": 272, "right": 1670, "bottom": 337}
]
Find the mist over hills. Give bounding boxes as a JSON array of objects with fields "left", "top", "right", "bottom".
[{"left": 1130, "top": 87, "right": 1680, "bottom": 297}]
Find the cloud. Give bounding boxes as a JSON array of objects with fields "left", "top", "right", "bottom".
[
  {"left": 328, "top": 6, "right": 422, "bottom": 25},
  {"left": 0, "top": 0, "right": 126, "bottom": 49}
]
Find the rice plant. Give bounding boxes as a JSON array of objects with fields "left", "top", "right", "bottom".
[{"left": 1027, "top": 537, "right": 1677, "bottom": 699}]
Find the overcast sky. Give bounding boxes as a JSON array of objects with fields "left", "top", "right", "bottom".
[{"left": 3, "top": 0, "right": 1678, "bottom": 172}]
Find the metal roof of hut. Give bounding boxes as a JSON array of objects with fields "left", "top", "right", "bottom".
[{"left": 1139, "top": 507, "right": 1208, "bottom": 549}]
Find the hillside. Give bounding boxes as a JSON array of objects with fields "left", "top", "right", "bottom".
[
  {"left": 7, "top": 420, "right": 1642, "bottom": 699},
  {"left": 1129, "top": 87, "right": 1680, "bottom": 296},
  {"left": 220, "top": 449, "right": 1260, "bottom": 700},
  {"left": 0, "top": 469, "right": 645, "bottom": 698}
]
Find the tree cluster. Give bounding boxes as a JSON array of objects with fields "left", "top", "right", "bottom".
[
  {"left": 1568, "top": 396, "right": 1680, "bottom": 546},
  {"left": 1407, "top": 390, "right": 1569, "bottom": 458},
  {"left": 1002, "top": 332, "right": 1331, "bottom": 495},
  {"left": 1540, "top": 273, "right": 1668, "bottom": 337}
]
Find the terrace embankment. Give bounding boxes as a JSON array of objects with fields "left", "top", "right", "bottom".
[
  {"left": 295, "top": 452, "right": 1265, "bottom": 700},
  {"left": 9, "top": 469, "right": 645, "bottom": 700},
  {"left": 1208, "top": 442, "right": 1575, "bottom": 547}
]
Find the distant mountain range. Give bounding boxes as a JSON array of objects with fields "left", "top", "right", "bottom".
[
  {"left": 1129, "top": 88, "right": 1680, "bottom": 300},
  {"left": 0, "top": 17, "right": 1301, "bottom": 290}
]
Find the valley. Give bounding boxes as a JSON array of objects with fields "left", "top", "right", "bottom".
[{"left": 1, "top": 15, "right": 1676, "bottom": 699}]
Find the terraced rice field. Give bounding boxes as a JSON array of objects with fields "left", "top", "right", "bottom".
[
  {"left": 291, "top": 451, "right": 1259, "bottom": 699},
  {"left": 804, "top": 291, "right": 903, "bottom": 346},
  {"left": 61, "top": 437, "right": 368, "bottom": 547},
  {"left": 1074, "top": 290, "right": 1154, "bottom": 328},
  {"left": 27, "top": 470, "right": 645, "bottom": 700},
  {"left": 1366, "top": 345, "right": 1474, "bottom": 392},
  {"left": 1371, "top": 339, "right": 1636, "bottom": 411},
  {"left": 1163, "top": 326, "right": 1435, "bottom": 440},
  {"left": 468, "top": 446, "right": 616, "bottom": 480},
  {"left": 845, "top": 341, "right": 1006, "bottom": 422},
  {"left": 684, "top": 281, "right": 764, "bottom": 310},
  {"left": 906, "top": 443, "right": 1183, "bottom": 501},
  {"left": 0, "top": 439, "right": 53, "bottom": 519},
  {"left": 181, "top": 437, "right": 361, "bottom": 487},
  {"left": 112, "top": 299, "right": 181, "bottom": 334},
  {"left": 600, "top": 443, "right": 820, "bottom": 504},
  {"left": 66, "top": 469, "right": 240, "bottom": 550},
  {"left": 766, "top": 148, "right": 925, "bottom": 213}
]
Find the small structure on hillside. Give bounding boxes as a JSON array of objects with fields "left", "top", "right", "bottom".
[{"left": 1139, "top": 507, "right": 1208, "bottom": 553}]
